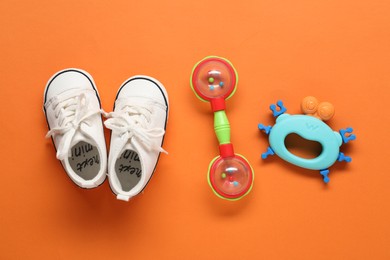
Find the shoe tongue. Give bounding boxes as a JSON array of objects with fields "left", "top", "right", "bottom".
[
  {"left": 120, "top": 140, "right": 138, "bottom": 156},
  {"left": 70, "top": 129, "right": 92, "bottom": 148}
]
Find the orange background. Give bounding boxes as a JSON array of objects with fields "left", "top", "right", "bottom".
[{"left": 1, "top": 0, "right": 389, "bottom": 259}]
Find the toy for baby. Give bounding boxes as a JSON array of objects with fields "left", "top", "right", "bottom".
[
  {"left": 258, "top": 96, "right": 355, "bottom": 183},
  {"left": 190, "top": 56, "right": 254, "bottom": 200}
]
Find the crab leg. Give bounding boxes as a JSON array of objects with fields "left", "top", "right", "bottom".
[
  {"left": 320, "top": 169, "right": 330, "bottom": 183},
  {"left": 258, "top": 124, "right": 272, "bottom": 134},
  {"left": 338, "top": 152, "right": 352, "bottom": 162},
  {"left": 261, "top": 147, "right": 275, "bottom": 159}
]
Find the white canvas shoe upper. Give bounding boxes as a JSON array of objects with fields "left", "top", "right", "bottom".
[
  {"left": 44, "top": 69, "right": 107, "bottom": 188},
  {"left": 104, "top": 76, "right": 169, "bottom": 201}
]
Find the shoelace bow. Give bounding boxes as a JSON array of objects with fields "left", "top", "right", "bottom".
[
  {"left": 45, "top": 92, "right": 100, "bottom": 160},
  {"left": 103, "top": 104, "right": 167, "bottom": 154}
]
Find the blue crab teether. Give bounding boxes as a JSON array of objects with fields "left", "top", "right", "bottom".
[{"left": 258, "top": 96, "right": 355, "bottom": 183}]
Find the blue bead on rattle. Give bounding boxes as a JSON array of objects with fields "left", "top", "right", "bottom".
[{"left": 258, "top": 96, "right": 356, "bottom": 183}]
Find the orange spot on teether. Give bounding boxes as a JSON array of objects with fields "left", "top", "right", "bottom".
[
  {"left": 317, "top": 102, "right": 335, "bottom": 121},
  {"left": 301, "top": 96, "right": 335, "bottom": 121},
  {"left": 301, "top": 96, "right": 319, "bottom": 115}
]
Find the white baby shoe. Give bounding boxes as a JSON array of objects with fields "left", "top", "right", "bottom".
[
  {"left": 44, "top": 69, "right": 107, "bottom": 188},
  {"left": 104, "top": 76, "right": 169, "bottom": 201}
]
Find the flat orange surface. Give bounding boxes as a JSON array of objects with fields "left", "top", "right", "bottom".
[{"left": 1, "top": 0, "right": 389, "bottom": 259}]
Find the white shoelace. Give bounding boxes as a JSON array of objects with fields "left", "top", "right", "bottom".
[
  {"left": 103, "top": 102, "right": 167, "bottom": 155},
  {"left": 45, "top": 91, "right": 101, "bottom": 160}
]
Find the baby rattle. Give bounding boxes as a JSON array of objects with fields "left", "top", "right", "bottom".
[
  {"left": 190, "top": 56, "right": 254, "bottom": 200},
  {"left": 258, "top": 96, "right": 355, "bottom": 183}
]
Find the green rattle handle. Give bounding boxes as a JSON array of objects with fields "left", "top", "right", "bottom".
[
  {"left": 214, "top": 110, "right": 231, "bottom": 145},
  {"left": 211, "top": 96, "right": 235, "bottom": 158}
]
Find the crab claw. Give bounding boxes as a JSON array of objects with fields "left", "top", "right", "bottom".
[
  {"left": 261, "top": 147, "right": 275, "bottom": 159},
  {"left": 340, "top": 127, "right": 356, "bottom": 143},
  {"left": 270, "top": 100, "right": 287, "bottom": 117}
]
